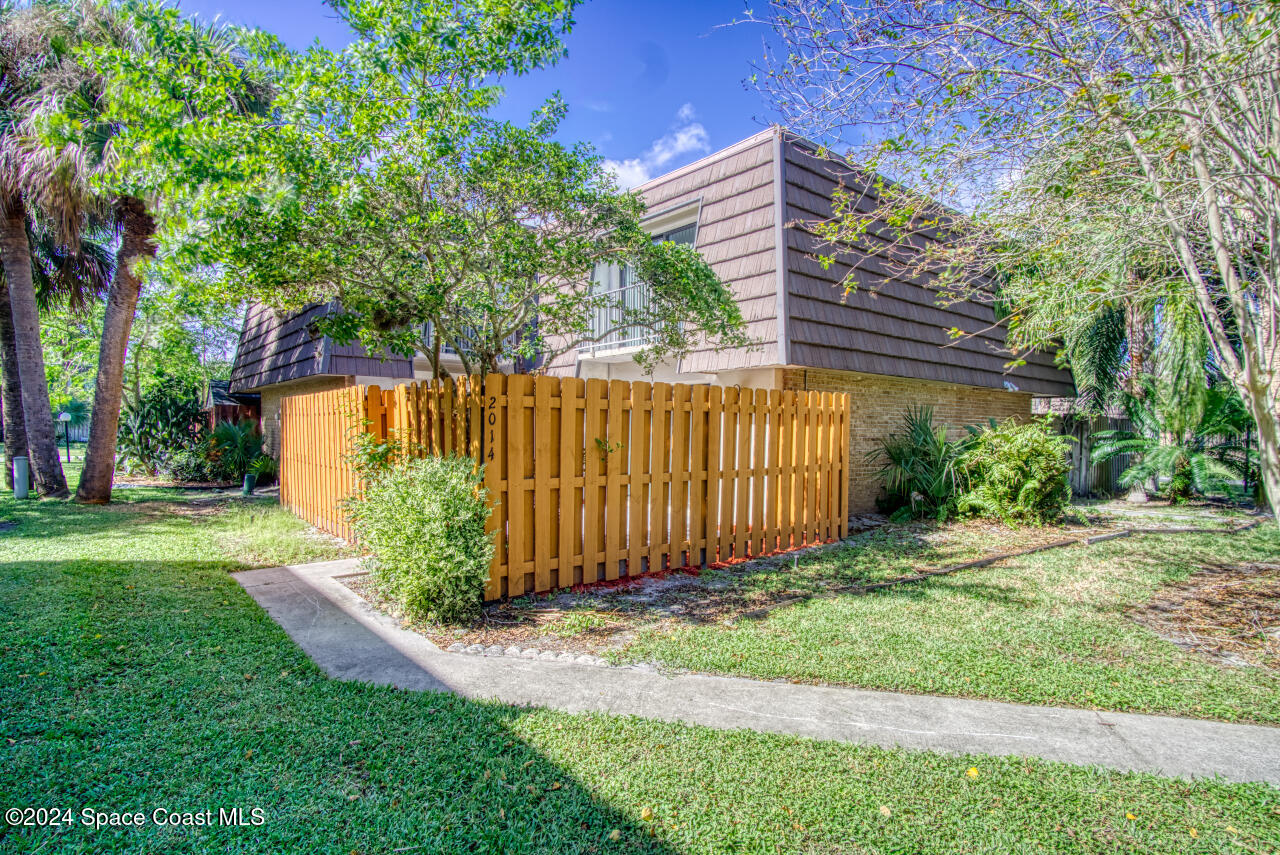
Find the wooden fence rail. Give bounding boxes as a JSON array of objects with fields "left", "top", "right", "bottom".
[{"left": 280, "top": 374, "right": 852, "bottom": 600}]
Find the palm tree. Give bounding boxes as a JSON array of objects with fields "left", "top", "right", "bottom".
[
  {"left": 1092, "top": 383, "right": 1253, "bottom": 502},
  {"left": 0, "top": 2, "right": 83, "bottom": 497},
  {"left": 0, "top": 215, "right": 111, "bottom": 489},
  {"left": 16, "top": 2, "right": 268, "bottom": 503},
  {"left": 0, "top": 277, "right": 28, "bottom": 490}
]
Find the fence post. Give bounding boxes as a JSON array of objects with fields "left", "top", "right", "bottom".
[{"left": 482, "top": 374, "right": 508, "bottom": 600}]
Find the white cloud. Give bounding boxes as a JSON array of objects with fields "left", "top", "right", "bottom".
[{"left": 604, "top": 105, "right": 710, "bottom": 189}]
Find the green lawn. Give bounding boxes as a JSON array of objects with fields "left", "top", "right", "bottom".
[
  {"left": 618, "top": 526, "right": 1280, "bottom": 724},
  {"left": 1, "top": 484, "right": 1278, "bottom": 853}
]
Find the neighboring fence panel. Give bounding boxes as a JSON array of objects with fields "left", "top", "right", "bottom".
[
  {"left": 1062, "top": 415, "right": 1133, "bottom": 496},
  {"left": 279, "top": 386, "right": 365, "bottom": 541},
  {"left": 279, "top": 374, "right": 852, "bottom": 599}
]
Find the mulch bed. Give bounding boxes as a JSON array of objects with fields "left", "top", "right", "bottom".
[{"left": 1131, "top": 562, "right": 1280, "bottom": 671}]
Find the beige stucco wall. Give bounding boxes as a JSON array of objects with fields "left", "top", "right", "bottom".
[{"left": 782, "top": 368, "right": 1034, "bottom": 513}]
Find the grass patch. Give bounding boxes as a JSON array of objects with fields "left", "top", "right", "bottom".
[
  {"left": 619, "top": 526, "right": 1280, "bottom": 724},
  {"left": 1, "top": 486, "right": 1277, "bottom": 852},
  {"left": 211, "top": 501, "right": 354, "bottom": 567}
]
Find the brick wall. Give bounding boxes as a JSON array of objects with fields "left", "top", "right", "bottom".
[
  {"left": 781, "top": 368, "right": 1033, "bottom": 512},
  {"left": 259, "top": 376, "right": 352, "bottom": 458}
]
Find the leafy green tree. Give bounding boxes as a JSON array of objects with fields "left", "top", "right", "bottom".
[
  {"left": 213, "top": 0, "right": 745, "bottom": 375},
  {"left": 751, "top": 0, "right": 1280, "bottom": 522},
  {"left": 123, "top": 283, "right": 239, "bottom": 403}
]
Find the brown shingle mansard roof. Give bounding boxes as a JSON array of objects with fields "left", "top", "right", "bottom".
[
  {"left": 229, "top": 303, "right": 413, "bottom": 393},
  {"left": 549, "top": 127, "right": 1072, "bottom": 396}
]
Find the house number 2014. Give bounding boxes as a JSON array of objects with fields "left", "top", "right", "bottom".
[{"left": 487, "top": 397, "right": 497, "bottom": 460}]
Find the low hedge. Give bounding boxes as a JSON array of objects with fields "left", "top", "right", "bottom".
[{"left": 347, "top": 455, "right": 493, "bottom": 623}]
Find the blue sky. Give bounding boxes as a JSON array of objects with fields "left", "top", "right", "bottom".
[{"left": 175, "top": 0, "right": 775, "bottom": 186}]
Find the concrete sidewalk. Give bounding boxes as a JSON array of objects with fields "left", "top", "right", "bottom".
[{"left": 235, "top": 559, "right": 1280, "bottom": 786}]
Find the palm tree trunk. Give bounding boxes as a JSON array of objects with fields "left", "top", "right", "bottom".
[
  {"left": 0, "top": 275, "right": 30, "bottom": 491},
  {"left": 76, "top": 196, "right": 155, "bottom": 504},
  {"left": 1123, "top": 293, "right": 1152, "bottom": 503},
  {"left": 0, "top": 196, "right": 67, "bottom": 498}
]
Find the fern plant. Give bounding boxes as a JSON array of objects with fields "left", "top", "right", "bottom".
[{"left": 957, "top": 417, "right": 1073, "bottom": 525}]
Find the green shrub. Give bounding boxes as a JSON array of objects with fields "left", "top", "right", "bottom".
[
  {"left": 158, "top": 444, "right": 218, "bottom": 482},
  {"left": 957, "top": 417, "right": 1072, "bottom": 525},
  {"left": 346, "top": 455, "right": 493, "bottom": 623},
  {"left": 869, "top": 406, "right": 973, "bottom": 520},
  {"left": 209, "top": 419, "right": 264, "bottom": 480}
]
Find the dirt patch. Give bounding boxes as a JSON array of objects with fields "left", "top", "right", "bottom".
[
  {"left": 345, "top": 573, "right": 637, "bottom": 654},
  {"left": 1132, "top": 562, "right": 1280, "bottom": 670},
  {"left": 106, "top": 500, "right": 228, "bottom": 519},
  {"left": 113, "top": 477, "right": 239, "bottom": 488}
]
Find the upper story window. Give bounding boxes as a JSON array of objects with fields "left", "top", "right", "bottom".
[{"left": 581, "top": 221, "right": 698, "bottom": 356}]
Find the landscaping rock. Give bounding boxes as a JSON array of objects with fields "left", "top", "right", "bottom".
[
  {"left": 520, "top": 648, "right": 539, "bottom": 659},
  {"left": 447, "top": 642, "right": 466, "bottom": 653},
  {"left": 466, "top": 644, "right": 485, "bottom": 654},
  {"left": 537, "top": 651, "right": 559, "bottom": 661},
  {"left": 504, "top": 646, "right": 523, "bottom": 658},
  {"left": 484, "top": 645, "right": 504, "bottom": 656}
]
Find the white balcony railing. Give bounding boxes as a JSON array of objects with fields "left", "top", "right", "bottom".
[{"left": 580, "top": 222, "right": 696, "bottom": 356}]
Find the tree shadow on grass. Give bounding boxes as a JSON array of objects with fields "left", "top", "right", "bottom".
[
  {"left": 855, "top": 574, "right": 1039, "bottom": 611},
  {"left": 0, "top": 558, "right": 679, "bottom": 855}
]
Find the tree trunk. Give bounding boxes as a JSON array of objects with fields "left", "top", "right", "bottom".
[
  {"left": 1124, "top": 295, "right": 1151, "bottom": 396},
  {"left": 0, "top": 197, "right": 68, "bottom": 498},
  {"left": 76, "top": 196, "right": 155, "bottom": 504},
  {"left": 1244, "top": 385, "right": 1280, "bottom": 525},
  {"left": 0, "top": 275, "right": 30, "bottom": 491},
  {"left": 1123, "top": 291, "right": 1152, "bottom": 503}
]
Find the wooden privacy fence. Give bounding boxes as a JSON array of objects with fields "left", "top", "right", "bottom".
[{"left": 280, "top": 374, "right": 852, "bottom": 600}]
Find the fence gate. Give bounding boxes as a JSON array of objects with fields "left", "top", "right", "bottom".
[{"left": 280, "top": 374, "right": 852, "bottom": 600}]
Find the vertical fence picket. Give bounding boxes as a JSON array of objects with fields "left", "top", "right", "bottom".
[
  {"left": 805, "top": 391, "right": 821, "bottom": 545},
  {"left": 533, "top": 376, "right": 556, "bottom": 593},
  {"left": 718, "top": 386, "right": 738, "bottom": 562},
  {"left": 824, "top": 393, "right": 839, "bottom": 541},
  {"left": 627, "top": 381, "right": 650, "bottom": 576},
  {"left": 648, "top": 382, "right": 670, "bottom": 572},
  {"left": 583, "top": 379, "right": 607, "bottom": 584},
  {"left": 605, "top": 380, "right": 627, "bottom": 581},
  {"left": 670, "top": 384, "right": 691, "bottom": 567},
  {"left": 688, "top": 385, "right": 708, "bottom": 566},
  {"left": 482, "top": 375, "right": 507, "bottom": 599},
  {"left": 790, "top": 392, "right": 806, "bottom": 547},
  {"left": 764, "top": 389, "right": 781, "bottom": 554},
  {"left": 752, "top": 388, "right": 768, "bottom": 556},
  {"left": 704, "top": 386, "right": 722, "bottom": 564},
  {"left": 734, "top": 387, "right": 752, "bottom": 559},
  {"left": 839, "top": 393, "right": 851, "bottom": 538},
  {"left": 560, "top": 377, "right": 585, "bottom": 587}
]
